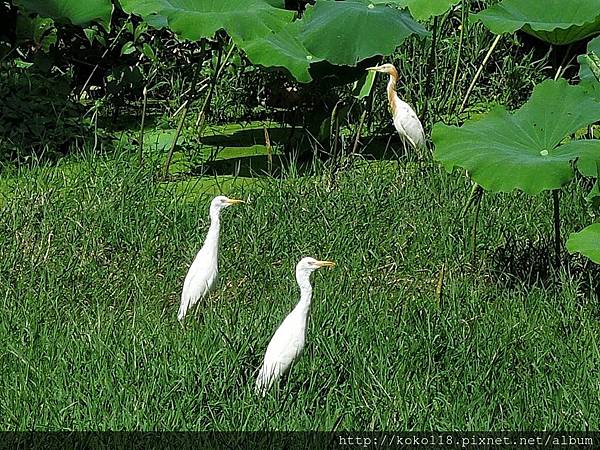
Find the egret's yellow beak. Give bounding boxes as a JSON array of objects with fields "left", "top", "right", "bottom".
[
  {"left": 226, "top": 198, "right": 244, "bottom": 205},
  {"left": 316, "top": 260, "right": 336, "bottom": 268},
  {"left": 366, "top": 66, "right": 381, "bottom": 71}
]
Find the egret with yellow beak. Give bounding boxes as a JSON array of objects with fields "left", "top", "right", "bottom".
[
  {"left": 367, "top": 63, "right": 425, "bottom": 154},
  {"left": 256, "top": 257, "right": 335, "bottom": 395},
  {"left": 177, "top": 195, "right": 244, "bottom": 322}
]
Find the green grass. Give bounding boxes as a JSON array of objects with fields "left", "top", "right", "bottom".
[
  {"left": 2, "top": 148, "right": 600, "bottom": 430},
  {"left": 1, "top": 0, "right": 593, "bottom": 432}
]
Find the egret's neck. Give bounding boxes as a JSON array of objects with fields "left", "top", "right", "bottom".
[
  {"left": 293, "top": 272, "right": 313, "bottom": 319},
  {"left": 386, "top": 72, "right": 398, "bottom": 114},
  {"left": 205, "top": 208, "right": 221, "bottom": 254}
]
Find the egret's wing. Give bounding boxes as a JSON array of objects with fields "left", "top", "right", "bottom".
[
  {"left": 177, "top": 249, "right": 217, "bottom": 321},
  {"left": 256, "top": 313, "right": 305, "bottom": 395},
  {"left": 394, "top": 101, "right": 425, "bottom": 149},
  {"left": 395, "top": 120, "right": 417, "bottom": 148},
  {"left": 404, "top": 113, "right": 425, "bottom": 148}
]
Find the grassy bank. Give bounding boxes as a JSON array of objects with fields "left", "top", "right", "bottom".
[{"left": 1, "top": 150, "right": 599, "bottom": 430}]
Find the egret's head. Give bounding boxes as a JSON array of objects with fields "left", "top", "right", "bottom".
[
  {"left": 210, "top": 195, "right": 244, "bottom": 213},
  {"left": 296, "top": 257, "right": 335, "bottom": 278},
  {"left": 366, "top": 63, "right": 398, "bottom": 77}
]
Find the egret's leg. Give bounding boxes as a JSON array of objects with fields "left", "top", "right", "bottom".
[
  {"left": 382, "top": 134, "right": 393, "bottom": 160},
  {"left": 404, "top": 134, "right": 423, "bottom": 163},
  {"left": 397, "top": 137, "right": 408, "bottom": 170},
  {"left": 192, "top": 298, "right": 209, "bottom": 322}
]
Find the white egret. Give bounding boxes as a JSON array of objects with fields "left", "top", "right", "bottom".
[
  {"left": 367, "top": 63, "right": 425, "bottom": 153},
  {"left": 255, "top": 257, "right": 335, "bottom": 396},
  {"left": 177, "top": 195, "right": 244, "bottom": 322}
]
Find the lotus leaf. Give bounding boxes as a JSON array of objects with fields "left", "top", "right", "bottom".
[
  {"left": 475, "top": 0, "right": 600, "bottom": 45},
  {"left": 119, "top": 0, "right": 295, "bottom": 42},
  {"left": 370, "top": 0, "right": 461, "bottom": 20},
  {"left": 566, "top": 223, "right": 600, "bottom": 264},
  {"left": 298, "top": 1, "right": 427, "bottom": 66},
  {"left": 15, "top": 0, "right": 113, "bottom": 30},
  {"left": 243, "top": 0, "right": 428, "bottom": 82},
  {"left": 242, "top": 28, "right": 320, "bottom": 83},
  {"left": 433, "top": 79, "right": 600, "bottom": 195}
]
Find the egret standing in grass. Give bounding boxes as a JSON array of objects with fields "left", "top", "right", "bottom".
[
  {"left": 367, "top": 63, "right": 425, "bottom": 154},
  {"left": 255, "top": 257, "right": 335, "bottom": 395},
  {"left": 177, "top": 195, "right": 244, "bottom": 322}
]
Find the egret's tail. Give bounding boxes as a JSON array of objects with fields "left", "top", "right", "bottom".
[
  {"left": 255, "top": 363, "right": 278, "bottom": 397},
  {"left": 255, "top": 371, "right": 269, "bottom": 397},
  {"left": 177, "top": 299, "right": 188, "bottom": 322}
]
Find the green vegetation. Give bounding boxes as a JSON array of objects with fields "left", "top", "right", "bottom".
[
  {"left": 3, "top": 152, "right": 600, "bottom": 429},
  {"left": 2, "top": 0, "right": 600, "bottom": 432},
  {"left": 567, "top": 223, "right": 600, "bottom": 264},
  {"left": 434, "top": 79, "right": 600, "bottom": 195}
]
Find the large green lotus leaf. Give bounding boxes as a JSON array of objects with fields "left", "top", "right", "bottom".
[
  {"left": 243, "top": 0, "right": 427, "bottom": 82},
  {"left": 567, "top": 223, "right": 600, "bottom": 264},
  {"left": 371, "top": 0, "right": 460, "bottom": 20},
  {"left": 119, "top": 0, "right": 295, "bottom": 42},
  {"left": 433, "top": 79, "right": 600, "bottom": 195},
  {"left": 16, "top": 0, "right": 113, "bottom": 30},
  {"left": 296, "top": 0, "right": 428, "bottom": 66},
  {"left": 475, "top": 0, "right": 600, "bottom": 45},
  {"left": 242, "top": 28, "right": 320, "bottom": 83}
]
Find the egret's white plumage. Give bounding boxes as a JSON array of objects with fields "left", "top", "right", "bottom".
[
  {"left": 367, "top": 63, "right": 425, "bottom": 152},
  {"left": 177, "top": 195, "right": 243, "bottom": 322},
  {"left": 255, "top": 257, "right": 335, "bottom": 396}
]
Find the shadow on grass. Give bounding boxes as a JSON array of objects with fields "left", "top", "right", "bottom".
[
  {"left": 359, "top": 133, "right": 415, "bottom": 160},
  {"left": 489, "top": 235, "right": 600, "bottom": 300},
  {"left": 490, "top": 237, "right": 555, "bottom": 287},
  {"left": 566, "top": 254, "right": 600, "bottom": 302}
]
